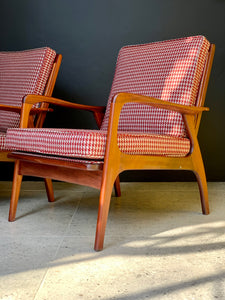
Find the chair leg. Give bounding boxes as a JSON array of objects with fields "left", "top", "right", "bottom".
[
  {"left": 44, "top": 178, "right": 55, "bottom": 202},
  {"left": 8, "top": 160, "right": 23, "bottom": 222},
  {"left": 94, "top": 174, "right": 116, "bottom": 251},
  {"left": 114, "top": 175, "right": 121, "bottom": 197},
  {"left": 192, "top": 151, "right": 209, "bottom": 215},
  {"left": 194, "top": 165, "right": 209, "bottom": 215}
]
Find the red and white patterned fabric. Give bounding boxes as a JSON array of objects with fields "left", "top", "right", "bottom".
[
  {"left": 5, "top": 128, "right": 191, "bottom": 159},
  {"left": 0, "top": 47, "right": 56, "bottom": 133},
  {"left": 101, "top": 35, "right": 210, "bottom": 138}
]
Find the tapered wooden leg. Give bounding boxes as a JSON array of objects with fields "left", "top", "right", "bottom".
[
  {"left": 44, "top": 178, "right": 55, "bottom": 202},
  {"left": 191, "top": 146, "right": 209, "bottom": 215},
  {"left": 114, "top": 175, "right": 121, "bottom": 197},
  {"left": 8, "top": 160, "right": 23, "bottom": 222},
  {"left": 194, "top": 164, "right": 209, "bottom": 215},
  {"left": 183, "top": 115, "right": 209, "bottom": 215},
  {"left": 94, "top": 174, "right": 116, "bottom": 251}
]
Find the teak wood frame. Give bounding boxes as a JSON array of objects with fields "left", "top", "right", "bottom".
[{"left": 8, "top": 44, "right": 215, "bottom": 251}]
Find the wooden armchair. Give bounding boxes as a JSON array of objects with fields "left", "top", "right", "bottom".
[
  {"left": 6, "top": 36, "right": 214, "bottom": 251},
  {"left": 0, "top": 47, "right": 62, "bottom": 198}
]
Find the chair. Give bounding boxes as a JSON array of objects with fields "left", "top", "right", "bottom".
[
  {"left": 6, "top": 36, "right": 215, "bottom": 251},
  {"left": 0, "top": 47, "right": 62, "bottom": 200}
]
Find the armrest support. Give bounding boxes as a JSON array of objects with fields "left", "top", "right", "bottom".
[{"left": 20, "top": 94, "right": 106, "bottom": 128}]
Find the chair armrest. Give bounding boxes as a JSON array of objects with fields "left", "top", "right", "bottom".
[
  {"left": 0, "top": 104, "right": 52, "bottom": 114},
  {"left": 0, "top": 104, "right": 21, "bottom": 113},
  {"left": 23, "top": 94, "right": 106, "bottom": 114},
  {"left": 20, "top": 94, "right": 106, "bottom": 128},
  {"left": 112, "top": 93, "right": 209, "bottom": 114}
]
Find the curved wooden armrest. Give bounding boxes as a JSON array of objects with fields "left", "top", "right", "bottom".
[
  {"left": 23, "top": 94, "right": 106, "bottom": 114},
  {"left": 113, "top": 93, "right": 209, "bottom": 114},
  {"left": 0, "top": 104, "right": 53, "bottom": 114},
  {"left": 20, "top": 94, "right": 106, "bottom": 128},
  {"left": 0, "top": 104, "right": 21, "bottom": 113}
]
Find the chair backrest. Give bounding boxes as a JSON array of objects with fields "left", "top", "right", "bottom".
[
  {"left": 100, "top": 36, "right": 210, "bottom": 138},
  {"left": 0, "top": 47, "right": 56, "bottom": 131}
]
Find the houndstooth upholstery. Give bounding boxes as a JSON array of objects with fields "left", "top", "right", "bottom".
[
  {"left": 0, "top": 47, "right": 56, "bottom": 134},
  {"left": 5, "top": 128, "right": 191, "bottom": 159},
  {"left": 6, "top": 36, "right": 210, "bottom": 159},
  {"left": 101, "top": 35, "right": 210, "bottom": 137}
]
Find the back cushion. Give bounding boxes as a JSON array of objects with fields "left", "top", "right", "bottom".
[
  {"left": 101, "top": 36, "right": 210, "bottom": 137},
  {"left": 0, "top": 47, "right": 56, "bottom": 131}
]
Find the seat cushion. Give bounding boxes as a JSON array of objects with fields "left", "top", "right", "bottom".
[
  {"left": 0, "top": 47, "right": 56, "bottom": 131},
  {"left": 101, "top": 36, "right": 210, "bottom": 138},
  {"left": 6, "top": 128, "right": 191, "bottom": 159}
]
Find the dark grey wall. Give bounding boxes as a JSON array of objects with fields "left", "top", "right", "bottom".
[{"left": 1, "top": 0, "right": 225, "bottom": 181}]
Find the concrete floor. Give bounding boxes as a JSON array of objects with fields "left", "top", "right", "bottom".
[{"left": 0, "top": 181, "right": 225, "bottom": 300}]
